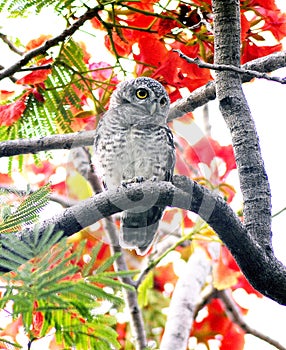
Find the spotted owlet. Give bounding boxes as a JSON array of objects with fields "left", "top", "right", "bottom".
[{"left": 94, "top": 77, "right": 175, "bottom": 255}]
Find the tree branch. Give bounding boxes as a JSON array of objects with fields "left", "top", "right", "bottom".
[
  {"left": 19, "top": 64, "right": 53, "bottom": 72},
  {"left": 160, "top": 244, "right": 220, "bottom": 350},
  {"left": 173, "top": 49, "right": 286, "bottom": 84},
  {"left": 0, "top": 130, "right": 95, "bottom": 157},
  {"left": 0, "top": 33, "right": 24, "bottom": 56},
  {"left": 219, "top": 289, "right": 286, "bottom": 350},
  {"left": 1, "top": 175, "right": 286, "bottom": 305},
  {"left": 0, "top": 6, "right": 103, "bottom": 81},
  {"left": 1, "top": 50, "right": 285, "bottom": 158},
  {"left": 167, "top": 50, "right": 286, "bottom": 121},
  {"left": 212, "top": 0, "right": 272, "bottom": 265},
  {"left": 0, "top": 64, "right": 17, "bottom": 83}
]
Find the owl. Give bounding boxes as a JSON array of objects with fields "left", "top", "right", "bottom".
[{"left": 94, "top": 77, "right": 175, "bottom": 255}]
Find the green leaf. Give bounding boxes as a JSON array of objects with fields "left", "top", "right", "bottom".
[
  {"left": 95, "top": 252, "right": 121, "bottom": 274},
  {"left": 0, "top": 184, "right": 51, "bottom": 234},
  {"left": 0, "top": 225, "right": 65, "bottom": 272},
  {"left": 138, "top": 271, "right": 154, "bottom": 308},
  {"left": 0, "top": 240, "right": 129, "bottom": 348}
]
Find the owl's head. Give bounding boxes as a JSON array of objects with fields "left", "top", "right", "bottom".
[{"left": 109, "top": 77, "right": 170, "bottom": 121}]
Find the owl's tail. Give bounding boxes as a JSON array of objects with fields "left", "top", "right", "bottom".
[{"left": 120, "top": 206, "right": 164, "bottom": 255}]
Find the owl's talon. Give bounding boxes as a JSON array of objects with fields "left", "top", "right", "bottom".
[
  {"left": 121, "top": 181, "right": 128, "bottom": 188},
  {"left": 134, "top": 176, "right": 145, "bottom": 183},
  {"left": 121, "top": 176, "right": 145, "bottom": 187}
]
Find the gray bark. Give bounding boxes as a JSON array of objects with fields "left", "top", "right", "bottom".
[{"left": 2, "top": 175, "right": 286, "bottom": 305}]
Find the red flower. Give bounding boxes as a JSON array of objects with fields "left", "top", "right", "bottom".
[
  {"left": 104, "top": 31, "right": 133, "bottom": 57},
  {"left": 192, "top": 298, "right": 245, "bottom": 350},
  {"left": 152, "top": 41, "right": 213, "bottom": 93},
  {"left": 154, "top": 263, "right": 178, "bottom": 293},
  {"left": 0, "top": 95, "right": 27, "bottom": 126},
  {"left": 157, "top": 15, "right": 180, "bottom": 37},
  {"left": 16, "top": 58, "right": 53, "bottom": 86},
  {"left": 241, "top": 40, "right": 282, "bottom": 64},
  {"left": 185, "top": 136, "right": 236, "bottom": 182},
  {"left": 0, "top": 90, "right": 15, "bottom": 101},
  {"left": 25, "top": 34, "right": 52, "bottom": 51},
  {"left": 89, "top": 61, "right": 119, "bottom": 97},
  {"left": 134, "top": 34, "right": 168, "bottom": 76},
  {"left": 258, "top": 7, "right": 286, "bottom": 41}
]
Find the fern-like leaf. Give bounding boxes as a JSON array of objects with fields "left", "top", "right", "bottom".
[
  {"left": 0, "top": 240, "right": 128, "bottom": 349},
  {"left": 0, "top": 184, "right": 50, "bottom": 234},
  {"left": 0, "top": 225, "right": 64, "bottom": 272},
  {"left": 0, "top": 0, "right": 80, "bottom": 16}
]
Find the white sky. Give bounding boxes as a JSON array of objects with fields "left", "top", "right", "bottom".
[{"left": 0, "top": 1, "right": 286, "bottom": 349}]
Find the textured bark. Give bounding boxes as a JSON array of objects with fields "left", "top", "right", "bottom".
[
  {"left": 2, "top": 175, "right": 286, "bottom": 305},
  {"left": 0, "top": 130, "right": 95, "bottom": 157},
  {"left": 213, "top": 0, "right": 272, "bottom": 247}
]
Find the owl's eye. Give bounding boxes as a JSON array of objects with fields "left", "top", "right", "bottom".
[
  {"left": 160, "top": 97, "right": 168, "bottom": 106},
  {"left": 136, "top": 88, "right": 149, "bottom": 99}
]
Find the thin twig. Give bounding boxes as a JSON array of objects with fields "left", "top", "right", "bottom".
[
  {"left": 193, "top": 286, "right": 217, "bottom": 320},
  {"left": 272, "top": 206, "right": 286, "bottom": 218},
  {"left": 173, "top": 49, "right": 286, "bottom": 84},
  {"left": 219, "top": 289, "right": 286, "bottom": 350},
  {"left": 19, "top": 64, "right": 53, "bottom": 72},
  {"left": 135, "top": 229, "right": 198, "bottom": 289},
  {"left": 0, "top": 33, "right": 24, "bottom": 56},
  {"left": 168, "top": 50, "right": 286, "bottom": 121}
]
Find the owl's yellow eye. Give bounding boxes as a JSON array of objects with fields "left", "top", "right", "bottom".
[{"left": 136, "top": 88, "right": 149, "bottom": 99}]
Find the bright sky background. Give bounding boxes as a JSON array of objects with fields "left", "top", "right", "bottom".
[{"left": 0, "top": 1, "right": 286, "bottom": 349}]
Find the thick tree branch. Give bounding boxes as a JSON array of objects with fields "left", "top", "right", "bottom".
[
  {"left": 1, "top": 176, "right": 286, "bottom": 305},
  {"left": 212, "top": 0, "right": 272, "bottom": 251},
  {"left": 199, "top": 2, "right": 286, "bottom": 330},
  {"left": 0, "top": 130, "right": 95, "bottom": 157}
]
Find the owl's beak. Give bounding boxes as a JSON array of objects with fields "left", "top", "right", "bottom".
[{"left": 147, "top": 101, "right": 159, "bottom": 115}]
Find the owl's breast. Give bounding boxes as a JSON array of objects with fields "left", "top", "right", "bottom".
[
  {"left": 95, "top": 122, "right": 174, "bottom": 188},
  {"left": 122, "top": 124, "right": 174, "bottom": 181}
]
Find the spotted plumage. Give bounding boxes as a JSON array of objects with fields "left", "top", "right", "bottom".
[{"left": 94, "top": 77, "right": 175, "bottom": 255}]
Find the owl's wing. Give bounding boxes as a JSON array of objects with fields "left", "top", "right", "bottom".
[
  {"left": 94, "top": 117, "right": 104, "bottom": 151},
  {"left": 162, "top": 125, "right": 175, "bottom": 182},
  {"left": 93, "top": 117, "right": 110, "bottom": 190}
]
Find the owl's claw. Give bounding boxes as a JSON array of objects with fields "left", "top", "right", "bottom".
[{"left": 121, "top": 176, "right": 145, "bottom": 187}]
